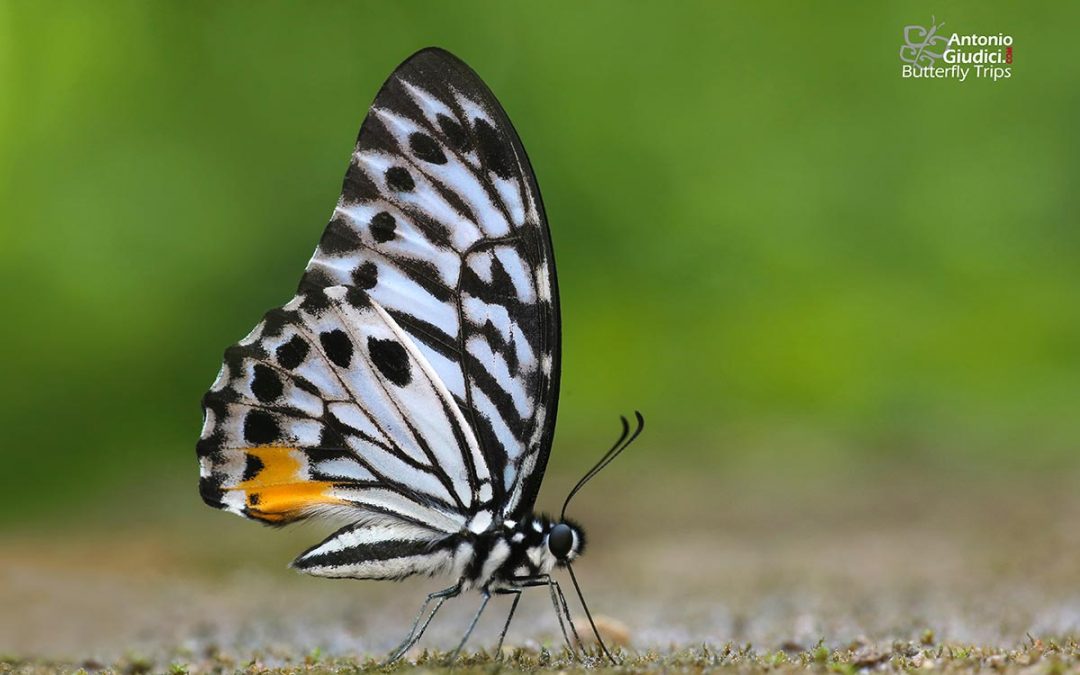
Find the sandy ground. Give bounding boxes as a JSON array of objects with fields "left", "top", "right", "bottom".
[{"left": 2, "top": 467, "right": 1079, "bottom": 671}]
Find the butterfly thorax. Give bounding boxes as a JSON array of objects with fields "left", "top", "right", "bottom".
[{"left": 462, "top": 515, "right": 585, "bottom": 590}]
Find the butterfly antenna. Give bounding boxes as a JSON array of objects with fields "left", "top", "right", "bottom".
[
  {"left": 560, "top": 411, "right": 645, "bottom": 520},
  {"left": 560, "top": 416, "right": 628, "bottom": 519},
  {"left": 584, "top": 411, "right": 645, "bottom": 488},
  {"left": 567, "top": 562, "right": 616, "bottom": 664}
]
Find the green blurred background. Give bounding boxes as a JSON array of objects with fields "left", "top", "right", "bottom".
[{"left": 1, "top": 1, "right": 1077, "bottom": 527}]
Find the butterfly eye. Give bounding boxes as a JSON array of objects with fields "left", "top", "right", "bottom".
[{"left": 548, "top": 523, "right": 574, "bottom": 559}]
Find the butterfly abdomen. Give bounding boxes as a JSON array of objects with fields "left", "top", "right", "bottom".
[{"left": 292, "top": 519, "right": 465, "bottom": 581}]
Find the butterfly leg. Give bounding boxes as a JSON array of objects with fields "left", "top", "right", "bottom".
[
  {"left": 384, "top": 580, "right": 462, "bottom": 664},
  {"left": 550, "top": 576, "right": 586, "bottom": 654},
  {"left": 552, "top": 574, "right": 587, "bottom": 652},
  {"left": 509, "top": 575, "right": 581, "bottom": 658},
  {"left": 445, "top": 589, "right": 491, "bottom": 663},
  {"left": 491, "top": 587, "right": 523, "bottom": 659}
]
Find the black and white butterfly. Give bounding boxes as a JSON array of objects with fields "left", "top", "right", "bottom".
[{"left": 196, "top": 47, "right": 643, "bottom": 662}]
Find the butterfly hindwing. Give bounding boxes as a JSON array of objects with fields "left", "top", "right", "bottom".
[
  {"left": 198, "top": 285, "right": 490, "bottom": 537},
  {"left": 300, "top": 48, "right": 560, "bottom": 521}
]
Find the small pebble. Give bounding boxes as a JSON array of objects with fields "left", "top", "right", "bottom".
[{"left": 571, "top": 614, "right": 631, "bottom": 646}]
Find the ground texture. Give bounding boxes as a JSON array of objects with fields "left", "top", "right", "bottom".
[{"left": 2, "top": 469, "right": 1079, "bottom": 673}]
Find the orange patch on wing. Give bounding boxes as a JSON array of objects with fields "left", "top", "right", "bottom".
[{"left": 228, "top": 446, "right": 344, "bottom": 524}]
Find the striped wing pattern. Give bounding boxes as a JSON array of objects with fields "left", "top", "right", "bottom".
[
  {"left": 292, "top": 520, "right": 459, "bottom": 581},
  {"left": 197, "top": 49, "right": 560, "bottom": 579},
  {"left": 301, "top": 48, "right": 559, "bottom": 521},
  {"left": 198, "top": 286, "right": 487, "bottom": 531}
]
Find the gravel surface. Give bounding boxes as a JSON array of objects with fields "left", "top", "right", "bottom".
[{"left": 2, "top": 468, "right": 1078, "bottom": 672}]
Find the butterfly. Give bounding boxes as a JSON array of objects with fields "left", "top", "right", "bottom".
[
  {"left": 195, "top": 47, "right": 644, "bottom": 663},
  {"left": 900, "top": 16, "right": 950, "bottom": 68}
]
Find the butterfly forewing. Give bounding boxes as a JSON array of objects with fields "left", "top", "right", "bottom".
[{"left": 299, "top": 48, "right": 560, "bottom": 521}]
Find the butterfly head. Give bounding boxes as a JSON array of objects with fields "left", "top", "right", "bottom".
[{"left": 547, "top": 518, "right": 585, "bottom": 565}]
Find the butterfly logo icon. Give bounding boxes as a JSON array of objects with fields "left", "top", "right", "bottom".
[{"left": 900, "top": 16, "right": 950, "bottom": 67}]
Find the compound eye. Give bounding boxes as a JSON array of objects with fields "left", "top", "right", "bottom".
[{"left": 548, "top": 523, "right": 573, "bottom": 559}]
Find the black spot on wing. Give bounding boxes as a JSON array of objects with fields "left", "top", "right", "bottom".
[
  {"left": 370, "top": 211, "right": 397, "bottom": 242},
  {"left": 195, "top": 436, "right": 218, "bottom": 459},
  {"left": 386, "top": 166, "right": 415, "bottom": 192},
  {"left": 244, "top": 410, "right": 280, "bottom": 444},
  {"left": 220, "top": 350, "right": 247, "bottom": 387},
  {"left": 276, "top": 335, "right": 309, "bottom": 370},
  {"left": 368, "top": 337, "right": 411, "bottom": 386},
  {"left": 296, "top": 271, "right": 333, "bottom": 297},
  {"left": 243, "top": 453, "right": 265, "bottom": 481},
  {"left": 409, "top": 132, "right": 447, "bottom": 165},
  {"left": 474, "top": 118, "right": 513, "bottom": 179},
  {"left": 352, "top": 261, "right": 378, "bottom": 290},
  {"left": 341, "top": 161, "right": 379, "bottom": 203},
  {"left": 320, "top": 329, "right": 353, "bottom": 369},
  {"left": 259, "top": 314, "right": 288, "bottom": 340},
  {"left": 251, "top": 364, "right": 284, "bottom": 402},
  {"left": 199, "top": 474, "right": 225, "bottom": 507},
  {"left": 320, "top": 426, "right": 348, "bottom": 449},
  {"left": 200, "top": 388, "right": 228, "bottom": 425},
  {"left": 301, "top": 289, "right": 332, "bottom": 313},
  {"left": 437, "top": 113, "right": 470, "bottom": 151},
  {"left": 345, "top": 286, "right": 371, "bottom": 308},
  {"left": 319, "top": 216, "right": 356, "bottom": 255}
]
